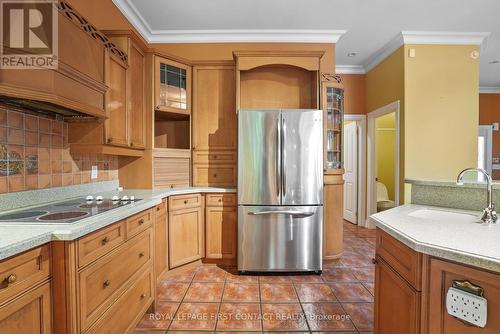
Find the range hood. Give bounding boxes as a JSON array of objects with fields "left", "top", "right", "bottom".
[{"left": 0, "top": 96, "right": 101, "bottom": 120}]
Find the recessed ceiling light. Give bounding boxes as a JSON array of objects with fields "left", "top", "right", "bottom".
[
  {"left": 489, "top": 60, "right": 499, "bottom": 64},
  {"left": 347, "top": 52, "right": 358, "bottom": 57}
]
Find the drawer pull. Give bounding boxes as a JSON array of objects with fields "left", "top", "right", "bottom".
[
  {"left": 213, "top": 174, "right": 217, "bottom": 178},
  {"left": 3, "top": 274, "right": 17, "bottom": 286},
  {"left": 170, "top": 185, "right": 174, "bottom": 189},
  {"left": 218, "top": 198, "right": 222, "bottom": 202},
  {"left": 140, "top": 293, "right": 146, "bottom": 299},
  {"left": 139, "top": 219, "right": 144, "bottom": 225},
  {"left": 103, "top": 280, "right": 111, "bottom": 288},
  {"left": 213, "top": 155, "right": 218, "bottom": 159},
  {"left": 101, "top": 237, "right": 109, "bottom": 245},
  {"left": 139, "top": 252, "right": 145, "bottom": 258},
  {"left": 183, "top": 200, "right": 188, "bottom": 204},
  {"left": 157, "top": 207, "right": 161, "bottom": 211}
]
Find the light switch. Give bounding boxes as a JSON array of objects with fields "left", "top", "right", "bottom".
[
  {"left": 408, "top": 48, "right": 416, "bottom": 58},
  {"left": 493, "top": 122, "right": 499, "bottom": 131}
]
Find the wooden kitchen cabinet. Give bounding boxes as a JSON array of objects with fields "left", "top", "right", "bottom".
[
  {"left": 323, "top": 172, "right": 344, "bottom": 260},
  {"left": 154, "top": 56, "right": 191, "bottom": 115},
  {"left": 375, "top": 257, "right": 421, "bottom": 334},
  {"left": 205, "top": 194, "right": 237, "bottom": 260},
  {"left": 105, "top": 53, "right": 129, "bottom": 147},
  {"left": 154, "top": 200, "right": 169, "bottom": 281},
  {"left": 0, "top": 281, "right": 52, "bottom": 333},
  {"left": 192, "top": 66, "right": 237, "bottom": 187},
  {"left": 168, "top": 194, "right": 204, "bottom": 268},
  {"left": 428, "top": 258, "right": 500, "bottom": 333}
]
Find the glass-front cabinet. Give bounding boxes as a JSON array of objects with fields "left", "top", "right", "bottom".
[
  {"left": 154, "top": 56, "right": 191, "bottom": 115},
  {"left": 322, "top": 75, "right": 344, "bottom": 172}
]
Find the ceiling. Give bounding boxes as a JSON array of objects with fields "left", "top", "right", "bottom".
[{"left": 114, "top": 0, "right": 500, "bottom": 88}]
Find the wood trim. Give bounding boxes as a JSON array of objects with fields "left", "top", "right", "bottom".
[
  {"left": 152, "top": 148, "right": 191, "bottom": 158},
  {"left": 69, "top": 144, "right": 144, "bottom": 157},
  {"left": 234, "top": 50, "right": 324, "bottom": 71}
]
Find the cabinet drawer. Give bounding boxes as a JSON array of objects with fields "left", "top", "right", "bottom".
[
  {"left": 0, "top": 244, "right": 50, "bottom": 305},
  {"left": 376, "top": 229, "right": 422, "bottom": 290},
  {"left": 155, "top": 201, "right": 167, "bottom": 217},
  {"left": 193, "top": 165, "right": 236, "bottom": 187},
  {"left": 79, "top": 229, "right": 153, "bottom": 330},
  {"left": 0, "top": 281, "right": 52, "bottom": 333},
  {"left": 206, "top": 193, "right": 237, "bottom": 207},
  {"left": 169, "top": 193, "right": 203, "bottom": 211},
  {"left": 77, "top": 221, "right": 126, "bottom": 268},
  {"left": 193, "top": 150, "right": 236, "bottom": 164},
  {"left": 127, "top": 209, "right": 153, "bottom": 238},
  {"left": 86, "top": 268, "right": 154, "bottom": 334}
]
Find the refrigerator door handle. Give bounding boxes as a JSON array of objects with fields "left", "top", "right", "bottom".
[
  {"left": 276, "top": 114, "right": 281, "bottom": 201},
  {"left": 281, "top": 116, "right": 286, "bottom": 199},
  {"left": 247, "top": 210, "right": 315, "bottom": 218}
]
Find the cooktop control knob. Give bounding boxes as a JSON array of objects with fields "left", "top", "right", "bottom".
[
  {"left": 112, "top": 195, "right": 119, "bottom": 202},
  {"left": 96, "top": 196, "right": 103, "bottom": 202},
  {"left": 130, "top": 196, "right": 135, "bottom": 202},
  {"left": 86, "top": 195, "right": 93, "bottom": 202},
  {"left": 121, "top": 196, "right": 129, "bottom": 202}
]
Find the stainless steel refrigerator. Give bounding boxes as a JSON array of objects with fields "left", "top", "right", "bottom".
[{"left": 238, "top": 109, "right": 323, "bottom": 273}]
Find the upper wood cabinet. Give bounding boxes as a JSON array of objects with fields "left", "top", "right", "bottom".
[
  {"left": 321, "top": 74, "right": 344, "bottom": 173},
  {"left": 154, "top": 56, "right": 191, "bottom": 115},
  {"left": 128, "top": 42, "right": 147, "bottom": 149},
  {"left": 192, "top": 66, "right": 237, "bottom": 151},
  {"left": 105, "top": 53, "right": 129, "bottom": 147}
]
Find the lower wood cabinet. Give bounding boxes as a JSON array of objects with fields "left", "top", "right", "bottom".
[
  {"left": 168, "top": 194, "right": 204, "bottom": 268},
  {"left": 323, "top": 172, "right": 344, "bottom": 260},
  {"left": 375, "top": 257, "right": 420, "bottom": 334},
  {"left": 428, "top": 258, "right": 500, "bottom": 333},
  {"left": 154, "top": 201, "right": 168, "bottom": 281},
  {"left": 205, "top": 195, "right": 237, "bottom": 260},
  {"left": 0, "top": 281, "right": 52, "bottom": 333}
]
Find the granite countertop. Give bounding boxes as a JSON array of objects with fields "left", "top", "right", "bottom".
[
  {"left": 371, "top": 204, "right": 500, "bottom": 273},
  {"left": 0, "top": 187, "right": 236, "bottom": 261}
]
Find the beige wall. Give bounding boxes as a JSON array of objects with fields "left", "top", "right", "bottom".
[
  {"left": 340, "top": 74, "right": 366, "bottom": 115},
  {"left": 404, "top": 44, "right": 479, "bottom": 181}
]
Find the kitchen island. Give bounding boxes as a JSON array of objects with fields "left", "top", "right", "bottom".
[{"left": 371, "top": 204, "right": 500, "bottom": 334}]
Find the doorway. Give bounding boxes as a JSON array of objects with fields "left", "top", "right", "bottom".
[
  {"left": 478, "top": 125, "right": 493, "bottom": 182},
  {"left": 367, "top": 101, "right": 400, "bottom": 226},
  {"left": 343, "top": 115, "right": 366, "bottom": 226}
]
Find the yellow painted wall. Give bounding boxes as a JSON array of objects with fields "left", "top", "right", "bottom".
[
  {"left": 404, "top": 45, "right": 479, "bottom": 181},
  {"left": 376, "top": 112, "right": 396, "bottom": 201},
  {"left": 366, "top": 47, "right": 405, "bottom": 203}
]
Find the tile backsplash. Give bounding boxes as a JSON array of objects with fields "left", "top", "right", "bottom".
[{"left": 0, "top": 104, "right": 118, "bottom": 193}]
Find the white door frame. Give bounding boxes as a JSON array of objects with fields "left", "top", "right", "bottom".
[
  {"left": 478, "top": 125, "right": 493, "bottom": 176},
  {"left": 367, "top": 101, "right": 400, "bottom": 228},
  {"left": 344, "top": 114, "right": 367, "bottom": 227}
]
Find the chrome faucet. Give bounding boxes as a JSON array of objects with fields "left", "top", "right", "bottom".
[{"left": 456, "top": 168, "right": 497, "bottom": 224}]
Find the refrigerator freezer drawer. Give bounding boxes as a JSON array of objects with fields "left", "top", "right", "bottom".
[{"left": 238, "top": 205, "right": 323, "bottom": 272}]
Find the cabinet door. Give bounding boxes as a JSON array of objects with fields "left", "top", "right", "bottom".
[
  {"left": 375, "top": 258, "right": 420, "bottom": 334},
  {"left": 205, "top": 206, "right": 237, "bottom": 259},
  {"left": 323, "top": 176, "right": 343, "bottom": 260},
  {"left": 0, "top": 282, "right": 52, "bottom": 333},
  {"left": 105, "top": 53, "right": 129, "bottom": 146},
  {"left": 192, "top": 66, "right": 236, "bottom": 151},
  {"left": 128, "top": 41, "right": 146, "bottom": 149},
  {"left": 154, "top": 202, "right": 168, "bottom": 279},
  {"left": 154, "top": 56, "right": 191, "bottom": 115},
  {"left": 429, "top": 258, "right": 500, "bottom": 333},
  {"left": 169, "top": 207, "right": 203, "bottom": 268}
]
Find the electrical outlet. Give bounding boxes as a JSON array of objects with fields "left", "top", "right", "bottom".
[
  {"left": 446, "top": 287, "right": 487, "bottom": 328},
  {"left": 91, "top": 165, "right": 98, "bottom": 179},
  {"left": 493, "top": 157, "right": 500, "bottom": 164}
]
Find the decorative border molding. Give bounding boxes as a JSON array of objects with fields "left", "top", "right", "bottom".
[
  {"left": 112, "top": 0, "right": 345, "bottom": 44},
  {"left": 321, "top": 73, "right": 343, "bottom": 84},
  {"left": 335, "top": 65, "right": 366, "bottom": 74},
  {"left": 479, "top": 87, "right": 500, "bottom": 94}
]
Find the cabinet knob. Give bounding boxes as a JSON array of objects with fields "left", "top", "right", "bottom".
[
  {"left": 140, "top": 293, "right": 146, "bottom": 299},
  {"left": 372, "top": 258, "right": 378, "bottom": 264},
  {"left": 130, "top": 142, "right": 134, "bottom": 147},
  {"left": 107, "top": 138, "right": 112, "bottom": 143},
  {"left": 157, "top": 207, "right": 161, "bottom": 211},
  {"left": 213, "top": 155, "right": 218, "bottom": 159},
  {"left": 155, "top": 105, "right": 160, "bottom": 110},
  {"left": 139, "top": 219, "right": 144, "bottom": 225},
  {"left": 3, "top": 274, "right": 17, "bottom": 286},
  {"left": 103, "top": 280, "right": 111, "bottom": 288},
  {"left": 213, "top": 174, "right": 217, "bottom": 178},
  {"left": 101, "top": 236, "right": 109, "bottom": 245},
  {"left": 183, "top": 200, "right": 188, "bottom": 204},
  {"left": 139, "top": 252, "right": 145, "bottom": 258},
  {"left": 218, "top": 198, "right": 222, "bottom": 202},
  {"left": 170, "top": 185, "right": 174, "bottom": 189}
]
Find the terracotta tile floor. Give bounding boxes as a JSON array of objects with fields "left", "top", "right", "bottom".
[{"left": 134, "top": 221, "right": 375, "bottom": 333}]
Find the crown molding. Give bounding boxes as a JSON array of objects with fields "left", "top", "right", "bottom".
[
  {"left": 479, "top": 87, "right": 500, "bottom": 94},
  {"left": 113, "top": 0, "right": 345, "bottom": 44},
  {"left": 335, "top": 65, "right": 366, "bottom": 74},
  {"left": 364, "top": 33, "right": 404, "bottom": 72}
]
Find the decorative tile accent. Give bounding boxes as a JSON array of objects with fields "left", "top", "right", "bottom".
[{"left": 0, "top": 104, "right": 119, "bottom": 194}]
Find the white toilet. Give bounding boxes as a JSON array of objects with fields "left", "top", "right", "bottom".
[{"left": 377, "top": 181, "right": 395, "bottom": 212}]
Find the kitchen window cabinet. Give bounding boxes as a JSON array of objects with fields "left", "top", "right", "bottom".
[
  {"left": 154, "top": 56, "right": 191, "bottom": 115},
  {"left": 321, "top": 74, "right": 344, "bottom": 172}
]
